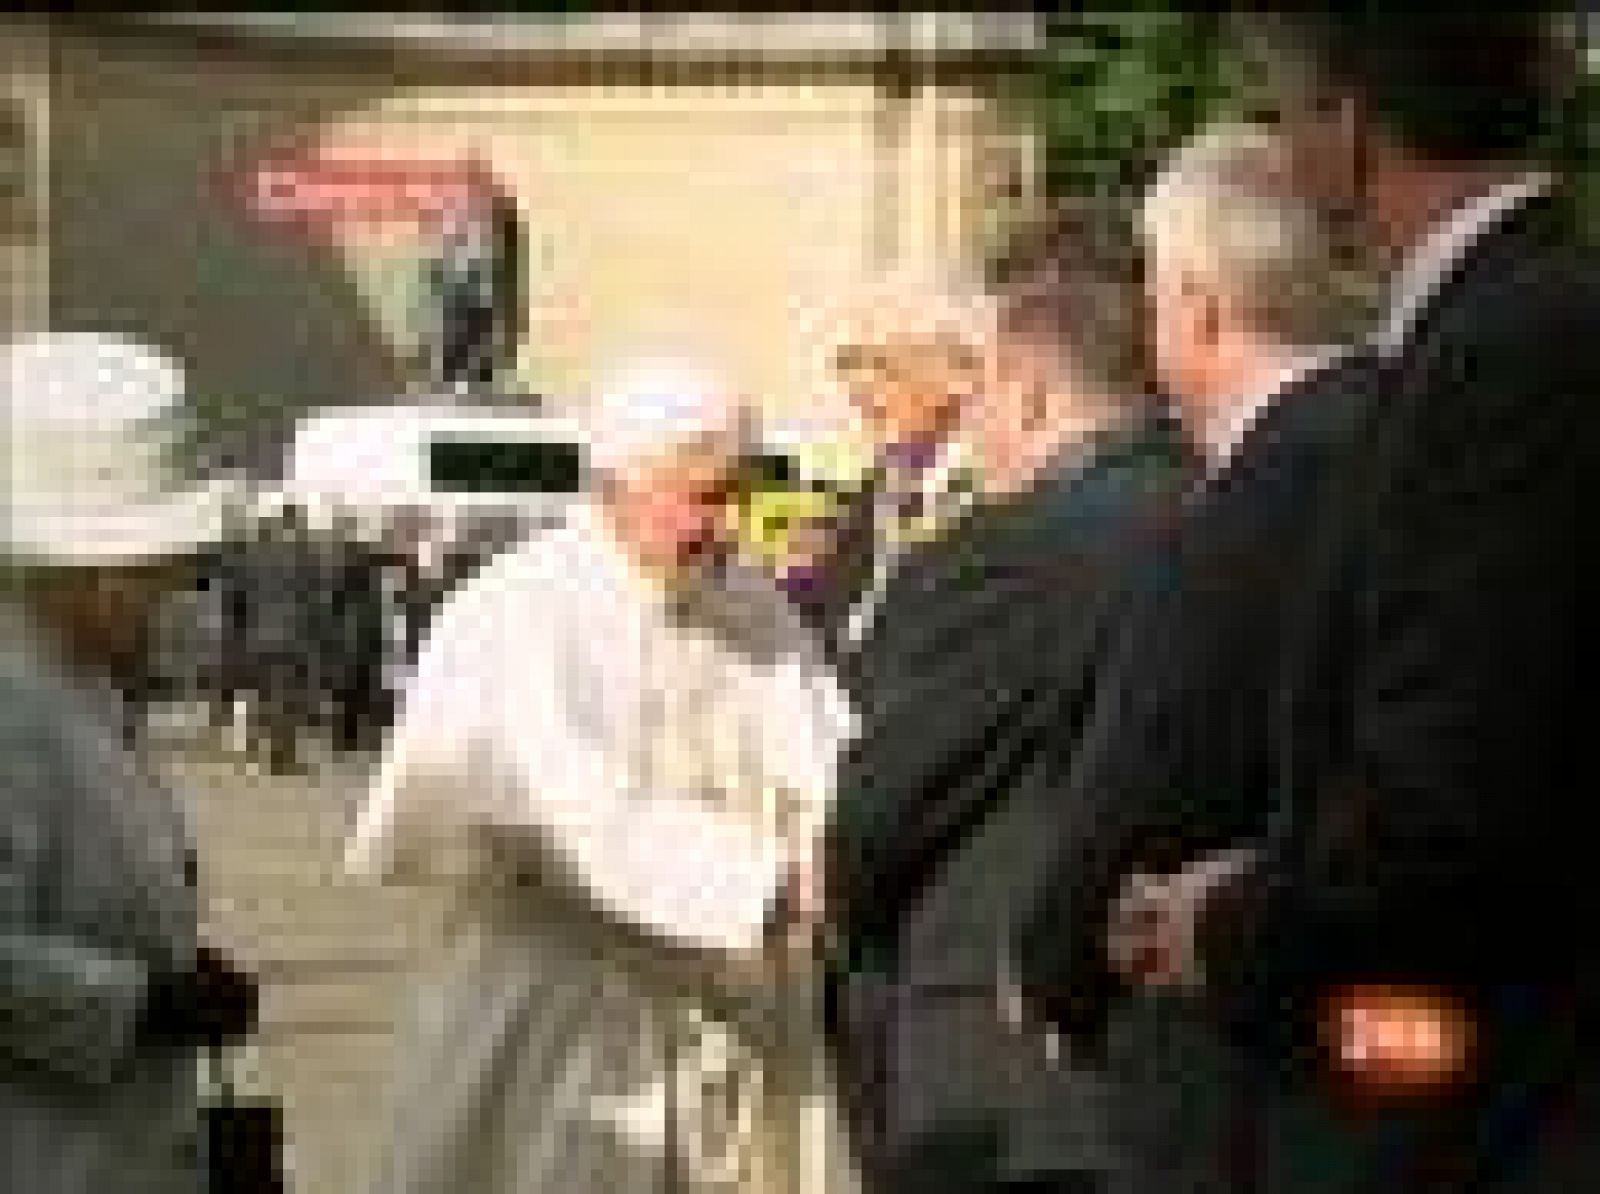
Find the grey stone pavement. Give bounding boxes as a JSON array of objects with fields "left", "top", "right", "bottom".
[
  {"left": 151, "top": 723, "right": 440, "bottom": 1194},
  {"left": 150, "top": 714, "right": 858, "bottom": 1194}
]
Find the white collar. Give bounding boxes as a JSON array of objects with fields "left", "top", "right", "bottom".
[
  {"left": 919, "top": 435, "right": 977, "bottom": 507},
  {"left": 845, "top": 435, "right": 977, "bottom": 651},
  {"left": 1372, "top": 171, "right": 1553, "bottom": 357},
  {"left": 870, "top": 434, "right": 974, "bottom": 518},
  {"left": 1203, "top": 346, "right": 1349, "bottom": 475}
]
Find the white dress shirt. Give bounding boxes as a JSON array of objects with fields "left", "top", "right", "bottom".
[{"left": 841, "top": 436, "right": 979, "bottom": 650}]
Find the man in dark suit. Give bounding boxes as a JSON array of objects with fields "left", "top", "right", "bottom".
[
  {"left": 1024, "top": 11, "right": 1598, "bottom": 1190},
  {"left": 823, "top": 203, "right": 1188, "bottom": 1194},
  {"left": 1013, "top": 120, "right": 1374, "bottom": 1193}
]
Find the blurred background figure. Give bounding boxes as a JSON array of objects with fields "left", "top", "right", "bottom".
[
  {"left": 420, "top": 179, "right": 526, "bottom": 398},
  {"left": 2, "top": 331, "right": 260, "bottom": 1194},
  {"left": 150, "top": 393, "right": 586, "bottom": 776}
]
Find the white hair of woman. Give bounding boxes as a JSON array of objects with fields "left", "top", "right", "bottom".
[{"left": 822, "top": 266, "right": 996, "bottom": 372}]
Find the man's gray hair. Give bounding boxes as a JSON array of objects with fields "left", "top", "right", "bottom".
[
  {"left": 1142, "top": 122, "right": 1370, "bottom": 347},
  {"left": 988, "top": 197, "right": 1149, "bottom": 396}
]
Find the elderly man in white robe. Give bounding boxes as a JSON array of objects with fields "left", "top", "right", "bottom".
[{"left": 348, "top": 359, "right": 857, "bottom": 1194}]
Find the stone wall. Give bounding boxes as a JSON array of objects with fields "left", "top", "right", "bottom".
[{"left": 35, "top": 16, "right": 1029, "bottom": 460}]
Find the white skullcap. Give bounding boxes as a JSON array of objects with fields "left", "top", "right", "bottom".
[{"left": 585, "top": 357, "right": 746, "bottom": 475}]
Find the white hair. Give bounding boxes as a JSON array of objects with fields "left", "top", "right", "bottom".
[
  {"left": 825, "top": 266, "right": 996, "bottom": 365},
  {"left": 1142, "top": 122, "right": 1363, "bottom": 345}
]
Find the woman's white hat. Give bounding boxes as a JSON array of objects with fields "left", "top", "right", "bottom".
[{"left": 4, "top": 331, "right": 248, "bottom": 564}]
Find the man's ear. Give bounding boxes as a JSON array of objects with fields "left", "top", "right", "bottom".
[
  {"left": 1190, "top": 278, "right": 1224, "bottom": 350},
  {"left": 1027, "top": 376, "right": 1051, "bottom": 430}
]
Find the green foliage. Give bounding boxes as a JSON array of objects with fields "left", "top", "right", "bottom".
[
  {"left": 1016, "top": 10, "right": 1600, "bottom": 225},
  {"left": 1556, "top": 48, "right": 1600, "bottom": 235},
  {"left": 1008, "top": 11, "right": 1251, "bottom": 202}
]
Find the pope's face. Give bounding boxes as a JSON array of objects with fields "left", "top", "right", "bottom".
[{"left": 614, "top": 438, "right": 740, "bottom": 573}]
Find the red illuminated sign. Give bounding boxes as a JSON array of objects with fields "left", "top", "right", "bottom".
[{"left": 218, "top": 150, "right": 494, "bottom": 236}]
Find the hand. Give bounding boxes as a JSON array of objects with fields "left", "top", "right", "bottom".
[
  {"left": 140, "top": 944, "right": 260, "bottom": 1049},
  {"left": 725, "top": 864, "right": 824, "bottom": 988},
  {"left": 774, "top": 855, "right": 828, "bottom": 956},
  {"left": 193, "top": 944, "right": 260, "bottom": 1043},
  {"left": 1320, "top": 984, "right": 1477, "bottom": 1104},
  {"left": 1107, "top": 848, "right": 1259, "bottom": 989},
  {"left": 1107, "top": 871, "right": 1183, "bottom": 986}
]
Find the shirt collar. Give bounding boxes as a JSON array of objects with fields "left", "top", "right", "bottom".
[
  {"left": 920, "top": 435, "right": 977, "bottom": 504},
  {"left": 1372, "top": 171, "right": 1553, "bottom": 357},
  {"left": 1204, "top": 346, "right": 1350, "bottom": 475},
  {"left": 872, "top": 433, "right": 973, "bottom": 511}
]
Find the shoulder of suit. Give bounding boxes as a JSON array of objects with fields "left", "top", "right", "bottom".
[
  {"left": 1423, "top": 221, "right": 1600, "bottom": 352},
  {"left": 1079, "top": 420, "right": 1192, "bottom": 501},
  {"left": 1405, "top": 252, "right": 1600, "bottom": 409}
]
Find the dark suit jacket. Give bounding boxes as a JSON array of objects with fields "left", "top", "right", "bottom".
[
  {"left": 1200, "top": 189, "right": 1598, "bottom": 1191},
  {"left": 824, "top": 421, "right": 1188, "bottom": 1191},
  {"left": 1014, "top": 354, "right": 1369, "bottom": 1017},
  {"left": 1020, "top": 191, "right": 1598, "bottom": 1193},
  {"left": 1012, "top": 354, "right": 1369, "bottom": 1189}
]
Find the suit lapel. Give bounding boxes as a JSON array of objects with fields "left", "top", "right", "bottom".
[
  {"left": 842, "top": 443, "right": 979, "bottom": 652},
  {"left": 1380, "top": 189, "right": 1566, "bottom": 362},
  {"left": 835, "top": 432, "right": 1179, "bottom": 953}
]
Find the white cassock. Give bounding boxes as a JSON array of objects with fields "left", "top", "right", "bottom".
[{"left": 348, "top": 500, "right": 858, "bottom": 1194}]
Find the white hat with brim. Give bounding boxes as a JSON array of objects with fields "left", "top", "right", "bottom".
[{"left": 4, "top": 331, "right": 250, "bottom": 566}]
